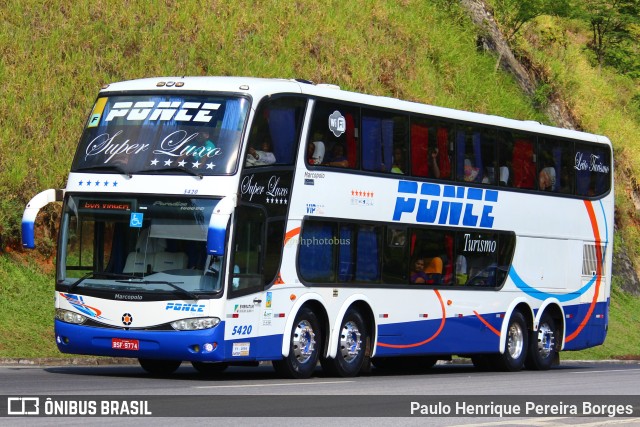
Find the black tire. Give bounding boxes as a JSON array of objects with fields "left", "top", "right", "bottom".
[
  {"left": 371, "top": 356, "right": 438, "bottom": 374},
  {"left": 272, "top": 307, "right": 321, "bottom": 379},
  {"left": 491, "top": 311, "right": 529, "bottom": 372},
  {"left": 525, "top": 312, "right": 559, "bottom": 371},
  {"left": 320, "top": 309, "right": 369, "bottom": 377},
  {"left": 191, "top": 361, "right": 229, "bottom": 376},
  {"left": 138, "top": 358, "right": 182, "bottom": 375}
]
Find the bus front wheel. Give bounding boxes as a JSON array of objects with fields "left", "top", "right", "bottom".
[
  {"left": 272, "top": 307, "right": 321, "bottom": 379},
  {"left": 321, "top": 309, "right": 369, "bottom": 377},
  {"left": 138, "top": 358, "right": 182, "bottom": 376}
]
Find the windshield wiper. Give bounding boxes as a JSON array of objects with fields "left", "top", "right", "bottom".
[
  {"left": 74, "top": 165, "right": 132, "bottom": 178},
  {"left": 67, "top": 272, "right": 135, "bottom": 293},
  {"left": 116, "top": 280, "right": 200, "bottom": 300}
]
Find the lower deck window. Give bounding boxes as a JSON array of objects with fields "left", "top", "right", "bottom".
[{"left": 298, "top": 219, "right": 515, "bottom": 288}]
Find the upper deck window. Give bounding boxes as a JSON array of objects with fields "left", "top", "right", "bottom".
[{"left": 71, "top": 94, "right": 250, "bottom": 176}]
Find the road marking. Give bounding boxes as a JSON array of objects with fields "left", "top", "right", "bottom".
[{"left": 195, "top": 380, "right": 355, "bottom": 389}]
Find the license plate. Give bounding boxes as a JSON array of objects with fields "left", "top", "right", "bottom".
[{"left": 112, "top": 338, "right": 139, "bottom": 351}]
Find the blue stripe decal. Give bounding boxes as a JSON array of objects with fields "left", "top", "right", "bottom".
[
  {"left": 511, "top": 199, "right": 609, "bottom": 302},
  {"left": 510, "top": 268, "right": 594, "bottom": 302}
]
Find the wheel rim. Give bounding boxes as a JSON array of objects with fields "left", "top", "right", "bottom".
[
  {"left": 292, "top": 319, "right": 316, "bottom": 364},
  {"left": 339, "top": 320, "right": 362, "bottom": 363},
  {"left": 507, "top": 322, "right": 524, "bottom": 359},
  {"left": 536, "top": 322, "right": 555, "bottom": 359}
]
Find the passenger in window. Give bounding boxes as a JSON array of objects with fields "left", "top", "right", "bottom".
[
  {"left": 539, "top": 157, "right": 556, "bottom": 191},
  {"left": 391, "top": 147, "right": 405, "bottom": 174},
  {"left": 429, "top": 147, "right": 440, "bottom": 178},
  {"left": 463, "top": 157, "right": 479, "bottom": 182},
  {"left": 324, "top": 143, "right": 349, "bottom": 167},
  {"left": 499, "top": 165, "right": 510, "bottom": 186},
  {"left": 423, "top": 256, "right": 443, "bottom": 285},
  {"left": 193, "top": 130, "right": 216, "bottom": 161},
  {"left": 307, "top": 140, "right": 325, "bottom": 165},
  {"left": 410, "top": 258, "right": 427, "bottom": 284},
  {"left": 246, "top": 139, "right": 276, "bottom": 167}
]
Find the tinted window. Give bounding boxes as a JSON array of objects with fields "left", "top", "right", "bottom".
[{"left": 73, "top": 95, "right": 249, "bottom": 176}]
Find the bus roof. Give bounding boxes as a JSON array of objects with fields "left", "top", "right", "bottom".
[{"left": 99, "top": 76, "right": 609, "bottom": 145}]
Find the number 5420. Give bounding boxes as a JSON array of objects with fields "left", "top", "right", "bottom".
[{"left": 231, "top": 325, "right": 253, "bottom": 335}]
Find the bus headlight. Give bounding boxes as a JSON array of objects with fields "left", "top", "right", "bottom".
[
  {"left": 171, "top": 317, "right": 220, "bottom": 331},
  {"left": 55, "top": 309, "right": 87, "bottom": 325}
]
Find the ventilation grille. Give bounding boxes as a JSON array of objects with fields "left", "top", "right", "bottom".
[{"left": 582, "top": 244, "right": 606, "bottom": 276}]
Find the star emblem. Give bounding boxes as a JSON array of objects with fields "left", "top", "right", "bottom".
[
  {"left": 164, "top": 159, "right": 173, "bottom": 166},
  {"left": 206, "top": 162, "right": 215, "bottom": 169},
  {"left": 178, "top": 160, "right": 186, "bottom": 167},
  {"left": 192, "top": 161, "right": 200, "bottom": 168},
  {"left": 150, "top": 159, "right": 159, "bottom": 166}
]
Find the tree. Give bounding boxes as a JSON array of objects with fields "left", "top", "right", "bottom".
[
  {"left": 576, "top": 0, "right": 640, "bottom": 70},
  {"left": 491, "top": 0, "right": 572, "bottom": 41}
]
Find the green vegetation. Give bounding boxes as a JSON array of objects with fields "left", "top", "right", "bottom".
[{"left": 0, "top": 0, "right": 639, "bottom": 359}]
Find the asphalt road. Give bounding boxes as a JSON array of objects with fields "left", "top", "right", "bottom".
[{"left": 1, "top": 360, "right": 639, "bottom": 426}]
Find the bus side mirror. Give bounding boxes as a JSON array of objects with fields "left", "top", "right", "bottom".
[
  {"left": 206, "top": 195, "right": 237, "bottom": 256},
  {"left": 22, "top": 189, "right": 64, "bottom": 249}
]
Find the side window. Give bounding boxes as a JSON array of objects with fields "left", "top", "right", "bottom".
[
  {"left": 409, "top": 228, "right": 453, "bottom": 285},
  {"left": 538, "top": 137, "right": 574, "bottom": 193},
  {"left": 307, "top": 101, "right": 360, "bottom": 168},
  {"left": 361, "top": 110, "right": 408, "bottom": 173},
  {"left": 353, "top": 225, "right": 382, "bottom": 282},
  {"left": 245, "top": 97, "right": 306, "bottom": 168},
  {"left": 496, "top": 131, "right": 513, "bottom": 187},
  {"left": 501, "top": 130, "right": 536, "bottom": 190},
  {"left": 410, "top": 117, "right": 453, "bottom": 180},
  {"left": 299, "top": 220, "right": 382, "bottom": 284},
  {"left": 299, "top": 221, "right": 336, "bottom": 282},
  {"left": 455, "top": 231, "right": 513, "bottom": 287},
  {"left": 575, "top": 143, "right": 612, "bottom": 197},
  {"left": 382, "top": 226, "right": 408, "bottom": 283},
  {"left": 231, "top": 206, "right": 265, "bottom": 294},
  {"left": 455, "top": 126, "right": 496, "bottom": 185}
]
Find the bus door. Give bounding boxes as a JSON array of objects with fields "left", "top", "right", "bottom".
[{"left": 225, "top": 205, "right": 283, "bottom": 360}]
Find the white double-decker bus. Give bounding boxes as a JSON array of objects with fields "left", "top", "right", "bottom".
[{"left": 23, "top": 77, "right": 613, "bottom": 378}]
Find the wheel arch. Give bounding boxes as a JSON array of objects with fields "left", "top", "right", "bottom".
[
  {"left": 280, "top": 293, "right": 328, "bottom": 358},
  {"left": 499, "top": 298, "right": 534, "bottom": 354},
  {"left": 536, "top": 299, "right": 566, "bottom": 351},
  {"left": 325, "top": 295, "right": 376, "bottom": 359}
]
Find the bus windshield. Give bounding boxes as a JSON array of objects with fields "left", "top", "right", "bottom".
[
  {"left": 57, "top": 195, "right": 224, "bottom": 295},
  {"left": 71, "top": 95, "right": 250, "bottom": 176}
]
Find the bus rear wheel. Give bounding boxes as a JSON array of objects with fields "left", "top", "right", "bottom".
[
  {"left": 321, "top": 309, "right": 369, "bottom": 377},
  {"left": 138, "top": 358, "right": 182, "bottom": 375},
  {"left": 272, "top": 307, "right": 321, "bottom": 379},
  {"left": 525, "top": 312, "right": 559, "bottom": 371}
]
